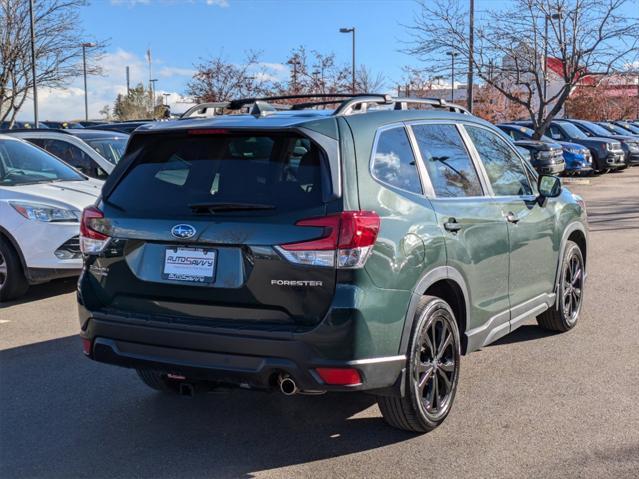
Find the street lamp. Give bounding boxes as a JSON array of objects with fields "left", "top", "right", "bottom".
[
  {"left": 162, "top": 93, "right": 171, "bottom": 106},
  {"left": 446, "top": 51, "right": 459, "bottom": 102},
  {"left": 149, "top": 79, "right": 158, "bottom": 117},
  {"left": 28, "top": 0, "right": 38, "bottom": 127},
  {"left": 81, "top": 42, "right": 96, "bottom": 122},
  {"left": 543, "top": 12, "right": 562, "bottom": 104},
  {"left": 339, "top": 27, "right": 356, "bottom": 94}
]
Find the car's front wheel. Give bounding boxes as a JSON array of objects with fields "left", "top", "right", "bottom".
[
  {"left": 377, "top": 295, "right": 460, "bottom": 433},
  {"left": 537, "top": 240, "right": 584, "bottom": 332},
  {"left": 0, "top": 236, "right": 28, "bottom": 302}
]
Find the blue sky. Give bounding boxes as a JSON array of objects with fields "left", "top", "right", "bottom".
[
  {"left": 20, "top": 0, "right": 428, "bottom": 120},
  {"left": 18, "top": 0, "right": 639, "bottom": 120}
]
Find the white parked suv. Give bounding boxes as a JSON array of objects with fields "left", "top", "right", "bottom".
[{"left": 0, "top": 135, "right": 102, "bottom": 301}]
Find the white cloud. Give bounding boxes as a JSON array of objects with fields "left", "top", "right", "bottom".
[
  {"left": 206, "top": 0, "right": 229, "bottom": 7},
  {"left": 110, "top": 0, "right": 151, "bottom": 6},
  {"left": 17, "top": 49, "right": 194, "bottom": 121}
]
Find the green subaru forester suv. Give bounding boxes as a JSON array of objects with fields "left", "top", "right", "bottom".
[{"left": 78, "top": 94, "right": 588, "bottom": 433}]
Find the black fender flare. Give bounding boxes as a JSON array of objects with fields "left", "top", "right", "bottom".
[
  {"left": 399, "top": 266, "right": 471, "bottom": 356},
  {"left": 553, "top": 221, "right": 588, "bottom": 305}
]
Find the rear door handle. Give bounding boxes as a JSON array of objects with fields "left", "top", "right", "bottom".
[
  {"left": 444, "top": 218, "right": 462, "bottom": 233},
  {"left": 505, "top": 212, "right": 520, "bottom": 224}
]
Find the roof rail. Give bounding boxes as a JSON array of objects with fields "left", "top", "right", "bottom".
[
  {"left": 0, "top": 127, "right": 72, "bottom": 134},
  {"left": 179, "top": 93, "right": 471, "bottom": 120}
]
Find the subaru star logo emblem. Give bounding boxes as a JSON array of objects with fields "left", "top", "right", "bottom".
[{"left": 171, "top": 224, "right": 196, "bottom": 239}]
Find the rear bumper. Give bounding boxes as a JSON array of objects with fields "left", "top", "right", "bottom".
[{"left": 78, "top": 304, "right": 406, "bottom": 394}]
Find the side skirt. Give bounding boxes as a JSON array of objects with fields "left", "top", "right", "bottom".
[{"left": 465, "top": 292, "right": 556, "bottom": 352}]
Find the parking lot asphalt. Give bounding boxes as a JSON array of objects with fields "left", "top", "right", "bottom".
[{"left": 1, "top": 168, "right": 638, "bottom": 479}]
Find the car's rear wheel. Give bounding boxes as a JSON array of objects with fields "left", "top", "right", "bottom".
[
  {"left": 377, "top": 295, "right": 460, "bottom": 433},
  {"left": 0, "top": 237, "right": 29, "bottom": 302},
  {"left": 136, "top": 369, "right": 179, "bottom": 393},
  {"left": 537, "top": 240, "right": 584, "bottom": 332}
]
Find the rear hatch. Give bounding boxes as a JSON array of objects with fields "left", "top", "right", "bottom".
[{"left": 87, "top": 129, "right": 341, "bottom": 330}]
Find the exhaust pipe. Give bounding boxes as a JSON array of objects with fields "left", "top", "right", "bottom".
[{"left": 277, "top": 373, "right": 298, "bottom": 396}]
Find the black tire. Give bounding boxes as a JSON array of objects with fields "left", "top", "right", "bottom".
[
  {"left": 537, "top": 240, "right": 584, "bottom": 332},
  {"left": 136, "top": 369, "right": 178, "bottom": 393},
  {"left": 377, "top": 295, "right": 461, "bottom": 433},
  {"left": 0, "top": 236, "right": 29, "bottom": 302}
]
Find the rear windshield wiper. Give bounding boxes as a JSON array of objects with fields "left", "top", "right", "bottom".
[{"left": 188, "top": 202, "right": 276, "bottom": 213}]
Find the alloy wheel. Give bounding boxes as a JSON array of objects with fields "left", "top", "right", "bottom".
[
  {"left": 0, "top": 249, "right": 6, "bottom": 290},
  {"left": 562, "top": 252, "right": 583, "bottom": 324},
  {"left": 414, "top": 314, "right": 457, "bottom": 419}
]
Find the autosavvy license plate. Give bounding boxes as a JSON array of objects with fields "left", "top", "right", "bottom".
[{"left": 163, "top": 247, "right": 216, "bottom": 284}]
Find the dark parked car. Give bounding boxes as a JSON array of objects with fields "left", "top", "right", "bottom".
[
  {"left": 563, "top": 119, "right": 639, "bottom": 168},
  {"left": 0, "top": 121, "right": 49, "bottom": 130},
  {"left": 78, "top": 94, "right": 588, "bottom": 433},
  {"left": 598, "top": 121, "right": 639, "bottom": 137},
  {"left": 497, "top": 124, "right": 565, "bottom": 174},
  {"left": 41, "top": 121, "right": 85, "bottom": 129},
  {"left": 497, "top": 124, "right": 591, "bottom": 174},
  {"left": 93, "top": 120, "right": 152, "bottom": 134},
  {"left": 518, "top": 120, "right": 624, "bottom": 173}
]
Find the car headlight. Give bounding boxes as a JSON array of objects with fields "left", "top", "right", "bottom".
[
  {"left": 565, "top": 147, "right": 583, "bottom": 154},
  {"left": 10, "top": 202, "right": 80, "bottom": 222},
  {"left": 627, "top": 142, "right": 639, "bottom": 152},
  {"left": 537, "top": 150, "right": 553, "bottom": 159}
]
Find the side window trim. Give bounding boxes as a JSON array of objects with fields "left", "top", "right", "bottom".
[
  {"left": 369, "top": 123, "right": 425, "bottom": 196},
  {"left": 406, "top": 120, "right": 488, "bottom": 199},
  {"left": 459, "top": 123, "right": 535, "bottom": 199}
]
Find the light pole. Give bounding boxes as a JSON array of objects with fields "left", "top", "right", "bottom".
[
  {"left": 446, "top": 51, "right": 459, "bottom": 102},
  {"left": 543, "top": 12, "right": 562, "bottom": 106},
  {"left": 287, "top": 58, "right": 300, "bottom": 94},
  {"left": 467, "top": 0, "right": 474, "bottom": 112},
  {"left": 163, "top": 93, "right": 170, "bottom": 106},
  {"left": 28, "top": 0, "right": 38, "bottom": 127},
  {"left": 149, "top": 79, "right": 158, "bottom": 117},
  {"left": 81, "top": 42, "right": 96, "bottom": 122},
  {"left": 339, "top": 27, "right": 356, "bottom": 94}
]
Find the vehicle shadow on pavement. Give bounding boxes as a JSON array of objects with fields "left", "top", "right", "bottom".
[
  {"left": 0, "top": 335, "right": 414, "bottom": 479},
  {"left": 0, "top": 277, "right": 77, "bottom": 309},
  {"left": 584, "top": 198, "right": 639, "bottom": 232},
  {"left": 489, "top": 324, "right": 558, "bottom": 346}
]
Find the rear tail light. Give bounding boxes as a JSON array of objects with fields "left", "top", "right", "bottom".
[
  {"left": 81, "top": 337, "right": 92, "bottom": 356},
  {"left": 80, "top": 206, "right": 110, "bottom": 254},
  {"left": 277, "top": 211, "right": 380, "bottom": 269},
  {"left": 315, "top": 367, "right": 362, "bottom": 386}
]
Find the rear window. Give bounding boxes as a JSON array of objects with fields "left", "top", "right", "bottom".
[{"left": 107, "top": 132, "right": 328, "bottom": 216}]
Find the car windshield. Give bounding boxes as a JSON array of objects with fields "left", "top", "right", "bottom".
[
  {"left": 512, "top": 125, "right": 554, "bottom": 142},
  {"left": 107, "top": 132, "right": 327, "bottom": 217},
  {"left": 603, "top": 123, "right": 633, "bottom": 135},
  {"left": 580, "top": 121, "right": 613, "bottom": 137},
  {"left": 84, "top": 137, "right": 127, "bottom": 164},
  {"left": 0, "top": 138, "right": 85, "bottom": 186},
  {"left": 618, "top": 122, "right": 639, "bottom": 134},
  {"left": 558, "top": 122, "right": 588, "bottom": 139}
]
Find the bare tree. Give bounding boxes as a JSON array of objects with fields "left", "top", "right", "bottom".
[
  {"left": 0, "top": 0, "right": 104, "bottom": 125},
  {"left": 186, "top": 51, "right": 274, "bottom": 102},
  {"left": 356, "top": 65, "right": 387, "bottom": 93},
  {"left": 404, "top": 0, "right": 639, "bottom": 137}
]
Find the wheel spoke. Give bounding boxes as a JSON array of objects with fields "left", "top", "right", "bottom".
[
  {"left": 439, "top": 359, "right": 455, "bottom": 373},
  {"left": 0, "top": 263, "right": 7, "bottom": 275},
  {"left": 437, "top": 330, "right": 452, "bottom": 359},
  {"left": 572, "top": 267, "right": 582, "bottom": 285},
  {"left": 417, "top": 364, "right": 434, "bottom": 393},
  {"left": 437, "top": 369, "right": 452, "bottom": 395}
]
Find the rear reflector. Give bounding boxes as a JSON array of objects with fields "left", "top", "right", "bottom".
[
  {"left": 278, "top": 211, "right": 380, "bottom": 269},
  {"left": 81, "top": 337, "right": 92, "bottom": 356},
  {"left": 315, "top": 368, "right": 362, "bottom": 386}
]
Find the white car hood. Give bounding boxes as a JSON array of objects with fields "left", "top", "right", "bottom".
[{"left": 0, "top": 179, "right": 103, "bottom": 211}]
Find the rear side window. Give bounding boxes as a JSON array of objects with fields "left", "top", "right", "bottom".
[
  {"left": 465, "top": 125, "right": 533, "bottom": 196},
  {"left": 107, "top": 133, "right": 327, "bottom": 216},
  {"left": 371, "top": 127, "right": 422, "bottom": 194},
  {"left": 411, "top": 124, "right": 483, "bottom": 198},
  {"left": 29, "top": 138, "right": 106, "bottom": 179}
]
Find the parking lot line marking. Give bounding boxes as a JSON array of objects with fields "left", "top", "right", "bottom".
[{"left": 0, "top": 320, "right": 10, "bottom": 324}]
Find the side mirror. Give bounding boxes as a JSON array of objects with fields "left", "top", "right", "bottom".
[{"left": 537, "top": 175, "right": 561, "bottom": 205}]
